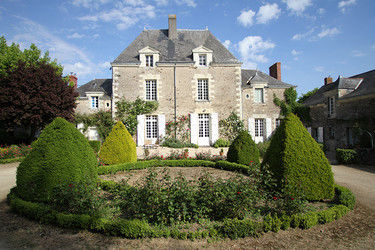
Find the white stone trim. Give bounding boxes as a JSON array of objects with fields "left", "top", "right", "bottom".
[
  {"left": 191, "top": 73, "right": 214, "bottom": 102},
  {"left": 139, "top": 46, "right": 160, "bottom": 67},
  {"left": 318, "top": 127, "right": 324, "bottom": 143},
  {"left": 158, "top": 114, "right": 165, "bottom": 142},
  {"left": 266, "top": 118, "right": 272, "bottom": 140},
  {"left": 248, "top": 117, "right": 255, "bottom": 140},
  {"left": 192, "top": 46, "right": 213, "bottom": 67}
]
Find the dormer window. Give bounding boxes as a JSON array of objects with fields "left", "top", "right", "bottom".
[
  {"left": 199, "top": 54, "right": 207, "bottom": 66},
  {"left": 146, "top": 55, "right": 154, "bottom": 67}
]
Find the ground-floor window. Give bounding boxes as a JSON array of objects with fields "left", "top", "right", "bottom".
[
  {"left": 255, "top": 119, "right": 264, "bottom": 137},
  {"left": 275, "top": 118, "right": 282, "bottom": 128},
  {"left": 198, "top": 114, "right": 210, "bottom": 138},
  {"left": 146, "top": 115, "right": 158, "bottom": 139}
]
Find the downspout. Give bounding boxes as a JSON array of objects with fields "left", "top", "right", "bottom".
[{"left": 174, "top": 63, "right": 177, "bottom": 139}]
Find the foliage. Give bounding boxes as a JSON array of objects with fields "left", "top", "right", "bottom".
[
  {"left": 273, "top": 87, "right": 311, "bottom": 123},
  {"left": 165, "top": 115, "right": 190, "bottom": 143},
  {"left": 256, "top": 141, "right": 270, "bottom": 158},
  {"left": 336, "top": 148, "right": 359, "bottom": 164},
  {"left": 74, "top": 111, "right": 114, "bottom": 140},
  {"left": 145, "top": 151, "right": 225, "bottom": 162},
  {"left": 0, "top": 144, "right": 32, "bottom": 159},
  {"left": 88, "top": 141, "right": 101, "bottom": 153},
  {"left": 297, "top": 88, "right": 319, "bottom": 104},
  {"left": 217, "top": 219, "right": 263, "bottom": 239},
  {"left": 219, "top": 112, "right": 245, "bottom": 142},
  {"left": 333, "top": 184, "right": 356, "bottom": 210},
  {"left": 262, "top": 113, "right": 334, "bottom": 200},
  {"left": 0, "top": 157, "right": 25, "bottom": 164},
  {"left": 115, "top": 97, "right": 158, "bottom": 136},
  {"left": 15, "top": 118, "right": 98, "bottom": 203},
  {"left": 0, "top": 61, "right": 77, "bottom": 143},
  {"left": 161, "top": 138, "right": 198, "bottom": 148},
  {"left": 213, "top": 138, "right": 230, "bottom": 148},
  {"left": 227, "top": 131, "right": 260, "bottom": 165},
  {"left": 99, "top": 121, "right": 137, "bottom": 165}
]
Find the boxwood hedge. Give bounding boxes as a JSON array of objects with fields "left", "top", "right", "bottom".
[{"left": 227, "top": 131, "right": 260, "bottom": 165}]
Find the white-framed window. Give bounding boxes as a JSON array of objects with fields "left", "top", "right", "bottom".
[
  {"left": 276, "top": 119, "right": 282, "bottom": 128},
  {"left": 255, "top": 119, "right": 264, "bottom": 137},
  {"left": 146, "top": 115, "right": 158, "bottom": 139},
  {"left": 328, "top": 97, "right": 334, "bottom": 117},
  {"left": 197, "top": 79, "right": 209, "bottom": 101},
  {"left": 146, "top": 80, "right": 157, "bottom": 101},
  {"left": 198, "top": 114, "right": 210, "bottom": 138},
  {"left": 145, "top": 55, "right": 154, "bottom": 67},
  {"left": 199, "top": 54, "right": 207, "bottom": 66},
  {"left": 254, "top": 88, "right": 264, "bottom": 103},
  {"left": 91, "top": 96, "right": 99, "bottom": 109}
]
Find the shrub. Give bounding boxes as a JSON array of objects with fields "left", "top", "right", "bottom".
[
  {"left": 227, "top": 131, "right": 260, "bottom": 165},
  {"left": 16, "top": 117, "right": 98, "bottom": 203},
  {"left": 299, "top": 212, "right": 318, "bottom": 229},
  {"left": 217, "top": 218, "right": 262, "bottom": 239},
  {"left": 336, "top": 149, "right": 359, "bottom": 164},
  {"left": 213, "top": 138, "right": 230, "bottom": 148},
  {"left": 99, "top": 121, "right": 137, "bottom": 165},
  {"left": 161, "top": 138, "right": 198, "bottom": 148},
  {"left": 257, "top": 141, "right": 270, "bottom": 158},
  {"left": 262, "top": 113, "right": 334, "bottom": 200},
  {"left": 334, "top": 184, "right": 356, "bottom": 210},
  {"left": 88, "top": 140, "right": 101, "bottom": 153}
]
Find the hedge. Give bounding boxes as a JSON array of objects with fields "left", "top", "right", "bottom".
[
  {"left": 88, "top": 140, "right": 101, "bottom": 153},
  {"left": 227, "top": 131, "right": 260, "bottom": 165},
  {"left": 333, "top": 184, "right": 356, "bottom": 210},
  {"left": 0, "top": 157, "right": 24, "bottom": 164},
  {"left": 336, "top": 149, "right": 359, "bottom": 164}
]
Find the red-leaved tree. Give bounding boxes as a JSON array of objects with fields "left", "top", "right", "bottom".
[{"left": 0, "top": 61, "right": 78, "bottom": 143}]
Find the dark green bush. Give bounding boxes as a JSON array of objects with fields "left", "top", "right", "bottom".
[
  {"left": 257, "top": 141, "right": 270, "bottom": 158},
  {"left": 16, "top": 117, "right": 98, "bottom": 203},
  {"left": 88, "top": 140, "right": 101, "bottom": 153},
  {"left": 262, "top": 113, "right": 334, "bottom": 200},
  {"left": 213, "top": 138, "right": 230, "bottom": 148},
  {"left": 227, "top": 131, "right": 260, "bottom": 165},
  {"left": 336, "top": 149, "right": 359, "bottom": 164},
  {"left": 334, "top": 184, "right": 356, "bottom": 209},
  {"left": 299, "top": 212, "right": 318, "bottom": 229},
  {"left": 161, "top": 138, "right": 198, "bottom": 148}
]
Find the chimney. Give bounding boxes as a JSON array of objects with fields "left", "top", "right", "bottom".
[
  {"left": 168, "top": 14, "right": 177, "bottom": 39},
  {"left": 68, "top": 74, "right": 77, "bottom": 89},
  {"left": 324, "top": 77, "right": 333, "bottom": 85},
  {"left": 269, "top": 62, "right": 281, "bottom": 81}
]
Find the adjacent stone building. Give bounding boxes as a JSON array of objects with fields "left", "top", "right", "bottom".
[
  {"left": 76, "top": 15, "right": 294, "bottom": 145},
  {"left": 303, "top": 69, "right": 375, "bottom": 152}
]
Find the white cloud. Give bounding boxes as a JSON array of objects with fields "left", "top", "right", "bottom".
[
  {"left": 318, "top": 8, "right": 325, "bottom": 15},
  {"left": 352, "top": 50, "right": 365, "bottom": 57},
  {"left": 256, "top": 3, "right": 281, "bottom": 24},
  {"left": 222, "top": 40, "right": 231, "bottom": 49},
  {"left": 237, "top": 36, "right": 275, "bottom": 68},
  {"left": 100, "top": 61, "right": 111, "bottom": 69},
  {"left": 155, "top": 0, "right": 168, "bottom": 6},
  {"left": 292, "top": 28, "right": 315, "bottom": 40},
  {"left": 237, "top": 9, "right": 256, "bottom": 27},
  {"left": 282, "top": 0, "right": 312, "bottom": 15},
  {"left": 72, "top": 0, "right": 110, "bottom": 9},
  {"left": 67, "top": 32, "right": 85, "bottom": 39},
  {"left": 314, "top": 66, "right": 325, "bottom": 72},
  {"left": 177, "top": 0, "right": 196, "bottom": 7},
  {"left": 318, "top": 27, "right": 340, "bottom": 38},
  {"left": 291, "top": 49, "right": 301, "bottom": 55},
  {"left": 338, "top": 0, "right": 357, "bottom": 13}
]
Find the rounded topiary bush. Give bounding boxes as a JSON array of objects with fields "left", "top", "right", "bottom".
[
  {"left": 99, "top": 121, "right": 137, "bottom": 165},
  {"left": 16, "top": 117, "right": 98, "bottom": 202},
  {"left": 227, "top": 131, "right": 260, "bottom": 165},
  {"left": 261, "top": 113, "right": 334, "bottom": 200}
]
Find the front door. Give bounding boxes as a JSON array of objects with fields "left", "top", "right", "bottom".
[
  {"left": 254, "top": 118, "right": 265, "bottom": 143},
  {"left": 198, "top": 114, "right": 210, "bottom": 146}
]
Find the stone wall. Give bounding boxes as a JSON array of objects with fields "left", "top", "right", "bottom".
[{"left": 75, "top": 98, "right": 111, "bottom": 115}]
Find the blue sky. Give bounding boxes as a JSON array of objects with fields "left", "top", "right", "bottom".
[{"left": 0, "top": 0, "right": 374, "bottom": 95}]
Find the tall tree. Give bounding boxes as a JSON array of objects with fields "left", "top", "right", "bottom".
[
  {"left": 0, "top": 61, "right": 77, "bottom": 143},
  {"left": 297, "top": 88, "right": 318, "bottom": 104}
]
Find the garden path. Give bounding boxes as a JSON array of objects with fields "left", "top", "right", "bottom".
[{"left": 0, "top": 162, "right": 18, "bottom": 201}]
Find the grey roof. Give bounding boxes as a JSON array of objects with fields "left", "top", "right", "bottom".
[
  {"left": 303, "top": 76, "right": 362, "bottom": 106},
  {"left": 241, "top": 69, "right": 294, "bottom": 89},
  {"left": 341, "top": 69, "right": 375, "bottom": 99},
  {"left": 112, "top": 29, "right": 240, "bottom": 64},
  {"left": 77, "top": 79, "right": 112, "bottom": 99}
]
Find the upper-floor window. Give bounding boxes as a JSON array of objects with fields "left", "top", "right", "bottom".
[
  {"left": 91, "top": 96, "right": 98, "bottom": 109},
  {"left": 276, "top": 119, "right": 282, "bottom": 128},
  {"left": 199, "top": 54, "right": 207, "bottom": 66},
  {"left": 197, "top": 79, "right": 209, "bottom": 101},
  {"left": 254, "top": 88, "right": 264, "bottom": 103},
  {"left": 146, "top": 80, "right": 157, "bottom": 101},
  {"left": 255, "top": 119, "right": 264, "bottom": 137},
  {"left": 328, "top": 97, "right": 334, "bottom": 117},
  {"left": 146, "top": 115, "right": 158, "bottom": 139},
  {"left": 146, "top": 55, "right": 154, "bottom": 67}
]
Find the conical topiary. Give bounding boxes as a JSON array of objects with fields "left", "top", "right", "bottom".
[
  {"left": 227, "top": 130, "right": 260, "bottom": 165},
  {"left": 16, "top": 117, "right": 98, "bottom": 202},
  {"left": 262, "top": 113, "right": 334, "bottom": 200},
  {"left": 99, "top": 121, "right": 137, "bottom": 165}
]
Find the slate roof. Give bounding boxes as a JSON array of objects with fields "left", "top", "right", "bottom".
[
  {"left": 241, "top": 69, "right": 294, "bottom": 89},
  {"left": 112, "top": 29, "right": 240, "bottom": 64},
  {"left": 303, "top": 76, "right": 363, "bottom": 106},
  {"left": 77, "top": 79, "right": 112, "bottom": 99},
  {"left": 341, "top": 69, "right": 375, "bottom": 99}
]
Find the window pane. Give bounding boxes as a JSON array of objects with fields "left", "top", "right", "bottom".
[
  {"left": 255, "top": 119, "right": 264, "bottom": 137},
  {"left": 199, "top": 54, "right": 206, "bottom": 66},
  {"left": 146, "top": 80, "right": 157, "bottom": 101},
  {"left": 255, "top": 89, "right": 264, "bottom": 103},
  {"left": 146, "top": 115, "right": 158, "bottom": 139},
  {"left": 198, "top": 114, "right": 210, "bottom": 138},
  {"left": 198, "top": 79, "right": 208, "bottom": 101}
]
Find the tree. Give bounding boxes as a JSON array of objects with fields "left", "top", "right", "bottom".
[
  {"left": 297, "top": 88, "right": 318, "bottom": 104},
  {"left": 0, "top": 61, "right": 78, "bottom": 143}
]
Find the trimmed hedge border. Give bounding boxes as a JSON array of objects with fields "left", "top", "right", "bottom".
[
  {"left": 336, "top": 149, "right": 359, "bottom": 164},
  {"left": 7, "top": 159, "right": 356, "bottom": 240},
  {"left": 0, "top": 157, "right": 24, "bottom": 164}
]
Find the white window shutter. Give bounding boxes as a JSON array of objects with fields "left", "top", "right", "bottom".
[
  {"left": 158, "top": 114, "right": 165, "bottom": 142},
  {"left": 318, "top": 127, "right": 324, "bottom": 143},
  {"left": 137, "top": 115, "right": 145, "bottom": 146},
  {"left": 266, "top": 118, "right": 272, "bottom": 140},
  {"left": 210, "top": 113, "right": 219, "bottom": 145},
  {"left": 248, "top": 118, "right": 255, "bottom": 140},
  {"left": 190, "top": 113, "right": 198, "bottom": 145},
  {"left": 307, "top": 127, "right": 312, "bottom": 135}
]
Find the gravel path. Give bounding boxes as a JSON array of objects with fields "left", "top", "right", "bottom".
[{"left": 0, "top": 162, "right": 18, "bottom": 201}]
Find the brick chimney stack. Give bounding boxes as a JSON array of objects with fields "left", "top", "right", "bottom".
[
  {"left": 68, "top": 74, "right": 77, "bottom": 89},
  {"left": 269, "top": 62, "right": 281, "bottom": 81},
  {"left": 324, "top": 77, "right": 333, "bottom": 85},
  {"left": 168, "top": 14, "right": 177, "bottom": 39}
]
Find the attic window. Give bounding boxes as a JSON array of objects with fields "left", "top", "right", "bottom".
[
  {"left": 146, "top": 55, "right": 154, "bottom": 67},
  {"left": 199, "top": 54, "right": 207, "bottom": 66}
]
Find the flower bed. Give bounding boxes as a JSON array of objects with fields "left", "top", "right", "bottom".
[
  {"left": 0, "top": 145, "right": 32, "bottom": 163},
  {"left": 7, "top": 159, "right": 355, "bottom": 240}
]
